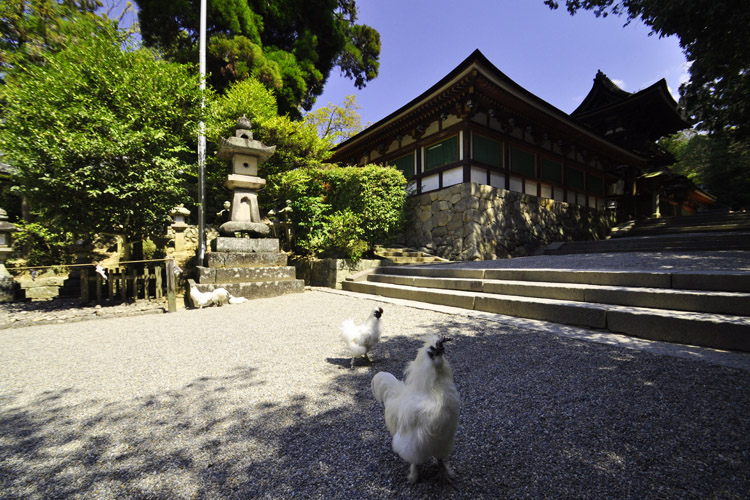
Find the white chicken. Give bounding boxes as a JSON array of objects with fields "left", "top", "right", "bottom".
[
  {"left": 190, "top": 286, "right": 245, "bottom": 309},
  {"left": 190, "top": 286, "right": 214, "bottom": 309},
  {"left": 210, "top": 287, "right": 231, "bottom": 306},
  {"left": 339, "top": 306, "right": 383, "bottom": 368},
  {"left": 371, "top": 335, "right": 460, "bottom": 485}
]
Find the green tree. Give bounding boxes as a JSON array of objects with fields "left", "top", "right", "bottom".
[
  {"left": 660, "top": 131, "right": 750, "bottom": 210},
  {"left": 304, "top": 94, "right": 364, "bottom": 145},
  {"left": 134, "top": 0, "right": 380, "bottom": 117},
  {"left": 544, "top": 0, "right": 750, "bottom": 140},
  {"left": 0, "top": 16, "right": 203, "bottom": 242},
  {"left": 264, "top": 165, "right": 407, "bottom": 259},
  {"left": 203, "top": 77, "right": 334, "bottom": 219},
  {"left": 0, "top": 0, "right": 103, "bottom": 83}
]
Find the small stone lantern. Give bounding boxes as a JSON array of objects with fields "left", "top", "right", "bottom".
[
  {"left": 169, "top": 204, "right": 191, "bottom": 253},
  {"left": 0, "top": 208, "right": 19, "bottom": 302},
  {"left": 217, "top": 116, "right": 276, "bottom": 237}
]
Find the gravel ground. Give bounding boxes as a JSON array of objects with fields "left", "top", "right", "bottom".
[{"left": 1, "top": 289, "right": 749, "bottom": 499}]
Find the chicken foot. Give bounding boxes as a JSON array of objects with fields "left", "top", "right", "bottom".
[
  {"left": 422, "top": 459, "right": 457, "bottom": 489},
  {"left": 349, "top": 353, "right": 372, "bottom": 369}
]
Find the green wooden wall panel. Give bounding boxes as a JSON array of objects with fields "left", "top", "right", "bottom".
[
  {"left": 541, "top": 158, "right": 563, "bottom": 184},
  {"left": 425, "top": 135, "right": 459, "bottom": 171},
  {"left": 473, "top": 134, "right": 502, "bottom": 167},
  {"left": 510, "top": 147, "right": 535, "bottom": 177}
]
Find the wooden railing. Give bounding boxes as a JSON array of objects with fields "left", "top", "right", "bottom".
[
  {"left": 11, "top": 258, "right": 177, "bottom": 312},
  {"left": 80, "top": 259, "right": 177, "bottom": 312}
]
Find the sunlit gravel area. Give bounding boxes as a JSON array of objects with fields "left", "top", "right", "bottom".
[{"left": 1, "top": 289, "right": 749, "bottom": 499}]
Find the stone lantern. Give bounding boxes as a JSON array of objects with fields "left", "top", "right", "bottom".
[
  {"left": 0, "top": 208, "right": 19, "bottom": 302},
  {"left": 217, "top": 116, "right": 276, "bottom": 237},
  {"left": 169, "top": 204, "right": 191, "bottom": 253}
]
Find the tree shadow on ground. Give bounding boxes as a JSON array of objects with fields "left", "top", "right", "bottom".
[{"left": 1, "top": 317, "right": 750, "bottom": 499}]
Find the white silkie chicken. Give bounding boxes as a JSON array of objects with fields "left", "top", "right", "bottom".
[
  {"left": 210, "top": 287, "right": 231, "bottom": 306},
  {"left": 190, "top": 286, "right": 246, "bottom": 309},
  {"left": 371, "top": 336, "right": 460, "bottom": 485},
  {"left": 190, "top": 286, "right": 214, "bottom": 309},
  {"left": 339, "top": 307, "right": 383, "bottom": 368}
]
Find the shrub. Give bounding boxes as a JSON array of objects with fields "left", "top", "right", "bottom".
[
  {"left": 264, "top": 164, "right": 407, "bottom": 261},
  {"left": 9, "top": 220, "right": 76, "bottom": 268}
]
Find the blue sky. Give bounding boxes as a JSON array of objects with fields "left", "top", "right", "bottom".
[{"left": 312, "top": 0, "right": 689, "bottom": 127}]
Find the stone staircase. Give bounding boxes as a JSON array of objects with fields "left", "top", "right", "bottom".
[
  {"left": 343, "top": 265, "right": 750, "bottom": 352},
  {"left": 373, "top": 245, "right": 450, "bottom": 265},
  {"left": 544, "top": 211, "right": 750, "bottom": 255}
]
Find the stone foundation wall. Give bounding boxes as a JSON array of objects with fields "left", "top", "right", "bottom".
[
  {"left": 292, "top": 257, "right": 381, "bottom": 289},
  {"left": 403, "top": 182, "right": 615, "bottom": 261}
]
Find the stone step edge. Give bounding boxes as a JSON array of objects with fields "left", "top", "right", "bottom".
[
  {"left": 367, "top": 273, "right": 750, "bottom": 316},
  {"left": 197, "top": 266, "right": 298, "bottom": 284},
  {"left": 342, "top": 280, "right": 750, "bottom": 352},
  {"left": 372, "top": 266, "right": 750, "bottom": 293}
]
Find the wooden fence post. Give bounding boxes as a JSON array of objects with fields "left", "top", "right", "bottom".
[
  {"left": 166, "top": 259, "right": 176, "bottom": 313},
  {"left": 95, "top": 273, "right": 103, "bottom": 304},
  {"left": 129, "top": 267, "right": 137, "bottom": 301},
  {"left": 154, "top": 265, "right": 163, "bottom": 299},
  {"left": 120, "top": 267, "right": 127, "bottom": 301},
  {"left": 80, "top": 268, "right": 90, "bottom": 304},
  {"left": 107, "top": 268, "right": 114, "bottom": 301},
  {"left": 141, "top": 268, "right": 149, "bottom": 300}
]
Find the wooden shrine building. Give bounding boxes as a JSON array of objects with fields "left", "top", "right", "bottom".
[{"left": 329, "top": 50, "right": 707, "bottom": 260}]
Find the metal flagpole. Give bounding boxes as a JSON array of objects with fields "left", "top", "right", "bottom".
[{"left": 197, "top": 0, "right": 207, "bottom": 263}]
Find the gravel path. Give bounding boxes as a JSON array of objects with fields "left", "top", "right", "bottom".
[{"left": 1, "top": 289, "right": 749, "bottom": 499}]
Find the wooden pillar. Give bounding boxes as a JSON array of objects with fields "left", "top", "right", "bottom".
[
  {"left": 462, "top": 126, "right": 472, "bottom": 183},
  {"left": 166, "top": 259, "right": 176, "bottom": 313}
]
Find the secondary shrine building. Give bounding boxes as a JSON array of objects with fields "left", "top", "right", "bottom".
[{"left": 329, "top": 50, "right": 702, "bottom": 261}]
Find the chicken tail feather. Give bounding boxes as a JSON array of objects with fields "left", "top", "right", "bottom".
[{"left": 371, "top": 371, "right": 401, "bottom": 405}]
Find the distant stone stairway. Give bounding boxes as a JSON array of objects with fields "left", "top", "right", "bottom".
[
  {"left": 373, "top": 245, "right": 450, "bottom": 265},
  {"left": 544, "top": 210, "right": 750, "bottom": 255},
  {"left": 343, "top": 265, "right": 750, "bottom": 352}
]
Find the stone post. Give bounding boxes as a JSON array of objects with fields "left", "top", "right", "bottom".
[{"left": 0, "top": 208, "right": 18, "bottom": 302}]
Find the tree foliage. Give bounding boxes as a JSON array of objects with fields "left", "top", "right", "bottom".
[
  {"left": 201, "top": 77, "right": 334, "bottom": 221},
  {"left": 544, "top": 0, "right": 750, "bottom": 140},
  {"left": 0, "top": 0, "right": 104, "bottom": 83},
  {"left": 134, "top": 0, "right": 380, "bottom": 117},
  {"left": 0, "top": 16, "right": 203, "bottom": 241},
  {"left": 207, "top": 78, "right": 333, "bottom": 175},
  {"left": 304, "top": 94, "right": 364, "bottom": 145},
  {"left": 660, "top": 131, "right": 750, "bottom": 210},
  {"left": 263, "top": 165, "right": 407, "bottom": 260}
]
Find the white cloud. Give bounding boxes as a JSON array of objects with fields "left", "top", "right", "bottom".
[{"left": 612, "top": 79, "right": 626, "bottom": 90}]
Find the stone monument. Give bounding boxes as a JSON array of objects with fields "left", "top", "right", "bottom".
[
  {"left": 0, "top": 208, "right": 18, "bottom": 302},
  {"left": 188, "top": 117, "right": 304, "bottom": 305},
  {"left": 218, "top": 116, "right": 275, "bottom": 237}
]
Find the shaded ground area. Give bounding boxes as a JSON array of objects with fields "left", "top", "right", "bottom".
[
  {"left": 1, "top": 290, "right": 748, "bottom": 499},
  {"left": 0, "top": 298, "right": 168, "bottom": 329}
]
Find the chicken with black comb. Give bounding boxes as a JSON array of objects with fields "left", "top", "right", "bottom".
[
  {"left": 339, "top": 307, "right": 383, "bottom": 368},
  {"left": 372, "top": 335, "right": 460, "bottom": 485}
]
